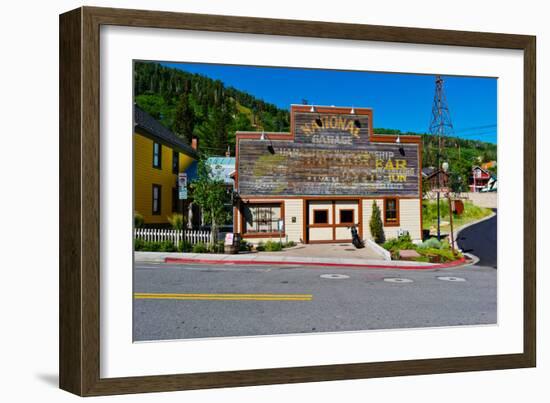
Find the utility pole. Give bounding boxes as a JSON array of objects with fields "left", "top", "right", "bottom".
[{"left": 429, "top": 75, "right": 454, "bottom": 241}]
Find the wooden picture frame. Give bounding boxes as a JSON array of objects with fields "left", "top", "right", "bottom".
[{"left": 59, "top": 6, "right": 536, "bottom": 396}]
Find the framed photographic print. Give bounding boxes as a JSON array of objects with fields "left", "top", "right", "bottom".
[{"left": 59, "top": 6, "right": 536, "bottom": 396}]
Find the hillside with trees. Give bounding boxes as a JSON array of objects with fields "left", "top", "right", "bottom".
[
  {"left": 134, "top": 61, "right": 289, "bottom": 156},
  {"left": 134, "top": 62, "right": 496, "bottom": 190}
]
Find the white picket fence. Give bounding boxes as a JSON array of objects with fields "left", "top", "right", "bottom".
[{"left": 134, "top": 228, "right": 211, "bottom": 245}]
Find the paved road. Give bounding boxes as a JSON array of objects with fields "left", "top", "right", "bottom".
[
  {"left": 456, "top": 210, "right": 497, "bottom": 268},
  {"left": 134, "top": 262, "right": 496, "bottom": 341}
]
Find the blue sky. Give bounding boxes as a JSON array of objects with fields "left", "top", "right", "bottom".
[{"left": 162, "top": 62, "right": 497, "bottom": 143}]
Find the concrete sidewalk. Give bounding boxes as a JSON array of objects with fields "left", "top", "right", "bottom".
[{"left": 134, "top": 251, "right": 467, "bottom": 270}]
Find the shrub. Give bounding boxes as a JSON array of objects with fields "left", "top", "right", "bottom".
[
  {"left": 239, "top": 239, "right": 252, "bottom": 252},
  {"left": 383, "top": 233, "right": 415, "bottom": 252},
  {"left": 418, "top": 237, "right": 443, "bottom": 250},
  {"left": 159, "top": 240, "right": 176, "bottom": 252},
  {"left": 284, "top": 240, "right": 296, "bottom": 248},
  {"left": 192, "top": 242, "right": 209, "bottom": 253},
  {"left": 265, "top": 240, "right": 283, "bottom": 251},
  {"left": 144, "top": 241, "right": 161, "bottom": 252},
  {"left": 134, "top": 212, "right": 144, "bottom": 228},
  {"left": 167, "top": 213, "right": 185, "bottom": 230},
  {"left": 178, "top": 240, "right": 192, "bottom": 253},
  {"left": 134, "top": 238, "right": 145, "bottom": 251},
  {"left": 255, "top": 241, "right": 265, "bottom": 252},
  {"left": 209, "top": 241, "right": 225, "bottom": 254},
  {"left": 369, "top": 201, "right": 385, "bottom": 244}
]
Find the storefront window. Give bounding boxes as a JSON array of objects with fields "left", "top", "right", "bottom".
[
  {"left": 243, "top": 203, "right": 282, "bottom": 234},
  {"left": 384, "top": 198, "right": 399, "bottom": 225},
  {"left": 339, "top": 209, "right": 354, "bottom": 224},
  {"left": 313, "top": 209, "right": 329, "bottom": 224}
]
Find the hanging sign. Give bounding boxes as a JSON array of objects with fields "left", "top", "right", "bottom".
[{"left": 178, "top": 173, "right": 187, "bottom": 200}]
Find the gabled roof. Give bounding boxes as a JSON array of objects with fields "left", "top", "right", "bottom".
[
  {"left": 471, "top": 165, "right": 492, "bottom": 178},
  {"left": 134, "top": 105, "right": 198, "bottom": 159}
]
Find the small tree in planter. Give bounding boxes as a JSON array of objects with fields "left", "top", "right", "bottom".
[
  {"left": 369, "top": 201, "right": 385, "bottom": 244},
  {"left": 190, "top": 158, "right": 229, "bottom": 246}
]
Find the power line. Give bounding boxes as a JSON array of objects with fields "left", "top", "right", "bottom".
[{"left": 453, "top": 124, "right": 496, "bottom": 133}]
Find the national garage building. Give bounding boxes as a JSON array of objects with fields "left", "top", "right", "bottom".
[{"left": 233, "top": 105, "right": 422, "bottom": 244}]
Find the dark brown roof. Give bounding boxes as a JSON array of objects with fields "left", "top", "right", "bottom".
[{"left": 134, "top": 105, "right": 198, "bottom": 159}]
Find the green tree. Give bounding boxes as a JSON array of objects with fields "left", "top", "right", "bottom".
[
  {"left": 195, "top": 103, "right": 233, "bottom": 154},
  {"left": 369, "top": 201, "right": 385, "bottom": 244},
  {"left": 172, "top": 92, "right": 196, "bottom": 142},
  {"left": 190, "top": 158, "right": 230, "bottom": 245}
]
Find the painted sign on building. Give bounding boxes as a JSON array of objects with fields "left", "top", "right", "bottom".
[
  {"left": 238, "top": 140, "right": 420, "bottom": 197},
  {"left": 293, "top": 111, "right": 371, "bottom": 146}
]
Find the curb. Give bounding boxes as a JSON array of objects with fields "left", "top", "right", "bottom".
[{"left": 164, "top": 256, "right": 467, "bottom": 270}]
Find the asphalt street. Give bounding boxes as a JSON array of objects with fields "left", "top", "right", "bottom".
[
  {"left": 133, "top": 262, "right": 497, "bottom": 341},
  {"left": 456, "top": 210, "right": 497, "bottom": 268}
]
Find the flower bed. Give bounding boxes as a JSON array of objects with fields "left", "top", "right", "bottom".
[{"left": 383, "top": 234, "right": 463, "bottom": 263}]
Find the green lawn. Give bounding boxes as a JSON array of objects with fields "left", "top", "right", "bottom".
[{"left": 422, "top": 199, "right": 493, "bottom": 234}]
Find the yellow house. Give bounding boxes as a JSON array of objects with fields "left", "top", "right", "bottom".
[{"left": 134, "top": 105, "right": 198, "bottom": 225}]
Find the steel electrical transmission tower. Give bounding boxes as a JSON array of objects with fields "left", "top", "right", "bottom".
[{"left": 428, "top": 75, "right": 454, "bottom": 240}]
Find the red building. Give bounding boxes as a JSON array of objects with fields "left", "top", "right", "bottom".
[{"left": 469, "top": 166, "right": 492, "bottom": 192}]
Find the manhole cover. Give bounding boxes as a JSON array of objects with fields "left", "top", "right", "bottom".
[
  {"left": 384, "top": 278, "right": 414, "bottom": 283},
  {"left": 437, "top": 276, "right": 466, "bottom": 282},
  {"left": 320, "top": 274, "right": 350, "bottom": 279}
]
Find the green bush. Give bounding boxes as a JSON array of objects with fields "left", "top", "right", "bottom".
[
  {"left": 134, "top": 238, "right": 145, "bottom": 251},
  {"left": 178, "top": 240, "right": 192, "bottom": 252},
  {"left": 134, "top": 212, "right": 144, "bottom": 228},
  {"left": 369, "top": 201, "right": 385, "bottom": 244},
  {"left": 148, "top": 241, "right": 161, "bottom": 252},
  {"left": 134, "top": 239, "right": 176, "bottom": 252},
  {"left": 284, "top": 240, "right": 296, "bottom": 248},
  {"left": 192, "top": 242, "right": 209, "bottom": 253},
  {"left": 255, "top": 241, "right": 265, "bottom": 252},
  {"left": 265, "top": 240, "right": 283, "bottom": 251},
  {"left": 383, "top": 233, "right": 415, "bottom": 252},
  {"left": 209, "top": 241, "right": 225, "bottom": 254},
  {"left": 418, "top": 237, "right": 443, "bottom": 250},
  {"left": 159, "top": 240, "right": 176, "bottom": 252},
  {"left": 239, "top": 239, "right": 252, "bottom": 252},
  {"left": 167, "top": 213, "right": 185, "bottom": 230}
]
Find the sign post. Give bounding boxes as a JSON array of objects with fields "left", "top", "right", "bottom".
[{"left": 447, "top": 193, "right": 455, "bottom": 253}]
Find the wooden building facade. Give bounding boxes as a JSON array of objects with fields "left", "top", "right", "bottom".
[{"left": 233, "top": 105, "right": 423, "bottom": 244}]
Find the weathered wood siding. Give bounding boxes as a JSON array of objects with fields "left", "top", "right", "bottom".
[{"left": 238, "top": 140, "right": 419, "bottom": 197}]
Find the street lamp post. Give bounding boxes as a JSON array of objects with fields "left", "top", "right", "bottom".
[{"left": 437, "top": 161, "right": 449, "bottom": 241}]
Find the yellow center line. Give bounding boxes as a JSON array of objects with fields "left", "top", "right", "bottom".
[{"left": 134, "top": 293, "right": 313, "bottom": 301}]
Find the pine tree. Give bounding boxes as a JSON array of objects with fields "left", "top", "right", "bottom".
[
  {"left": 172, "top": 92, "right": 196, "bottom": 142},
  {"left": 369, "top": 201, "right": 385, "bottom": 244}
]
